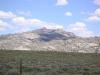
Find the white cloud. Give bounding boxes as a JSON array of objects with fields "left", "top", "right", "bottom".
[
  {"left": 87, "top": 8, "right": 100, "bottom": 22},
  {"left": 65, "top": 12, "right": 72, "bottom": 16},
  {"left": 56, "top": 0, "right": 68, "bottom": 6},
  {"left": 67, "top": 22, "right": 93, "bottom": 37},
  {"left": 0, "top": 11, "right": 16, "bottom": 19},
  {"left": 0, "top": 20, "right": 8, "bottom": 31},
  {"left": 12, "top": 16, "right": 64, "bottom": 32},
  {"left": 43, "top": 23, "right": 64, "bottom": 29},
  {"left": 0, "top": 10, "right": 96, "bottom": 37},
  {"left": 94, "top": 8, "right": 100, "bottom": 16},
  {"left": 12, "top": 14, "right": 64, "bottom": 29},
  {"left": 12, "top": 17, "right": 42, "bottom": 26},
  {"left": 94, "top": 0, "right": 100, "bottom": 5},
  {"left": 87, "top": 15, "right": 100, "bottom": 21},
  {"left": 0, "top": 10, "right": 64, "bottom": 33}
]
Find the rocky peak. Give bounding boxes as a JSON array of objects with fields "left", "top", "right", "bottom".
[
  {"left": 0, "top": 28, "right": 100, "bottom": 53},
  {"left": 31, "top": 28, "right": 76, "bottom": 41}
]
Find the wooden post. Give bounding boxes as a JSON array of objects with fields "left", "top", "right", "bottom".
[{"left": 19, "top": 58, "right": 22, "bottom": 75}]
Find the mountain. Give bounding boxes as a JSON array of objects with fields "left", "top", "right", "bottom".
[{"left": 0, "top": 28, "right": 100, "bottom": 53}]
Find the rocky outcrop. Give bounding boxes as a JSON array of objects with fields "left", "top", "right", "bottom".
[{"left": 0, "top": 28, "right": 100, "bottom": 53}]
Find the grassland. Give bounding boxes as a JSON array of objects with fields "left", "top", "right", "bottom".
[{"left": 0, "top": 50, "right": 100, "bottom": 75}]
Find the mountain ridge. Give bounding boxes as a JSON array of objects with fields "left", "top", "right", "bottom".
[{"left": 0, "top": 28, "right": 100, "bottom": 53}]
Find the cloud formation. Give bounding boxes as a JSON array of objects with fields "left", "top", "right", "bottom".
[
  {"left": 0, "top": 20, "right": 8, "bottom": 31},
  {"left": 12, "top": 17, "right": 41, "bottom": 26},
  {"left": 67, "top": 22, "right": 93, "bottom": 37},
  {"left": 65, "top": 12, "right": 72, "bottom": 16},
  {"left": 0, "top": 10, "right": 64, "bottom": 33},
  {"left": 56, "top": 0, "right": 68, "bottom": 6},
  {"left": 87, "top": 8, "right": 100, "bottom": 22},
  {"left": 43, "top": 23, "right": 64, "bottom": 29},
  {"left": 12, "top": 16, "right": 64, "bottom": 28},
  {"left": 0, "top": 10, "right": 95, "bottom": 37},
  {"left": 94, "top": 8, "right": 100, "bottom": 16},
  {"left": 94, "top": 0, "right": 100, "bottom": 5},
  {"left": 0, "top": 11, "right": 16, "bottom": 19},
  {"left": 87, "top": 16, "right": 100, "bottom": 21}
]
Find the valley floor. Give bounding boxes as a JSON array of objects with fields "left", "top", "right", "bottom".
[{"left": 0, "top": 50, "right": 100, "bottom": 75}]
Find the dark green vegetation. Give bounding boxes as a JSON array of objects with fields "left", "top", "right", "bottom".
[{"left": 0, "top": 50, "right": 100, "bottom": 75}]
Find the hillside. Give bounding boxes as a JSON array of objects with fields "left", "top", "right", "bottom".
[
  {"left": 0, "top": 50, "right": 100, "bottom": 75},
  {"left": 0, "top": 28, "right": 100, "bottom": 53}
]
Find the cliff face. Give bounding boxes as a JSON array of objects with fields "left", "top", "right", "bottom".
[{"left": 0, "top": 28, "right": 100, "bottom": 53}]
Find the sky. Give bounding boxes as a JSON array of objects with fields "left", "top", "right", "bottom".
[{"left": 0, "top": 0, "right": 100, "bottom": 37}]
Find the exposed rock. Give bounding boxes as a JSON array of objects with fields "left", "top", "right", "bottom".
[{"left": 0, "top": 28, "right": 100, "bottom": 53}]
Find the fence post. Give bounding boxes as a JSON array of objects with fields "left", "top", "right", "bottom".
[{"left": 19, "top": 58, "right": 22, "bottom": 75}]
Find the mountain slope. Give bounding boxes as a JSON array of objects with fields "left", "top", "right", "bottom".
[{"left": 0, "top": 28, "right": 100, "bottom": 53}]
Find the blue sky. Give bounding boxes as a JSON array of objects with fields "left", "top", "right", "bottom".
[{"left": 0, "top": 0, "right": 100, "bottom": 37}]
